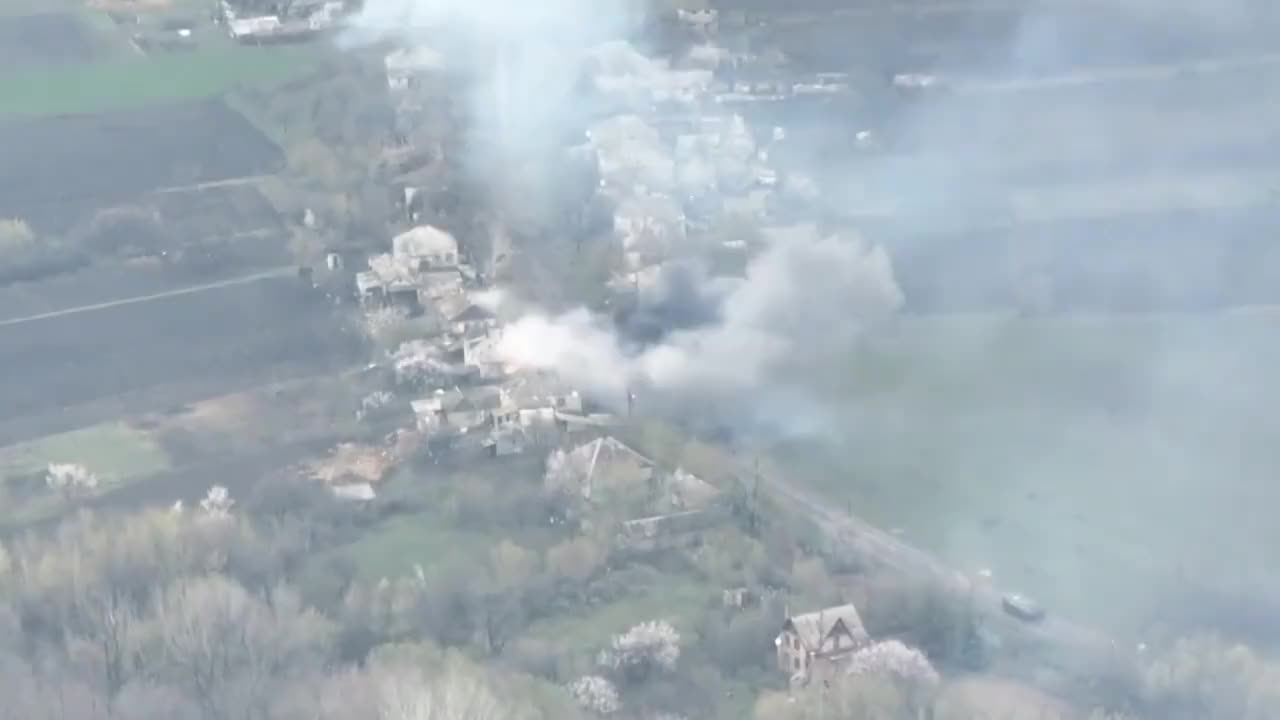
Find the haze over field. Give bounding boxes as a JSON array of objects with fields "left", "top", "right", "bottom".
[
  {"left": 347, "top": 0, "right": 1280, "bottom": 641},
  {"left": 7, "top": 0, "right": 1280, "bottom": 715}
]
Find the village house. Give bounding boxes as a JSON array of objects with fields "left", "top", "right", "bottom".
[
  {"left": 357, "top": 225, "right": 472, "bottom": 309},
  {"left": 392, "top": 225, "right": 460, "bottom": 270},
  {"left": 586, "top": 115, "right": 677, "bottom": 193},
  {"left": 220, "top": 0, "right": 345, "bottom": 40},
  {"left": 392, "top": 338, "right": 476, "bottom": 386},
  {"left": 612, "top": 192, "right": 687, "bottom": 269},
  {"left": 388, "top": 164, "right": 451, "bottom": 225},
  {"left": 544, "top": 436, "right": 718, "bottom": 514},
  {"left": 494, "top": 371, "right": 583, "bottom": 429},
  {"left": 385, "top": 45, "right": 446, "bottom": 93},
  {"left": 435, "top": 293, "right": 499, "bottom": 336},
  {"left": 461, "top": 327, "right": 504, "bottom": 377},
  {"left": 411, "top": 386, "right": 502, "bottom": 435},
  {"left": 484, "top": 425, "right": 529, "bottom": 457},
  {"left": 227, "top": 14, "right": 280, "bottom": 40},
  {"left": 676, "top": 8, "right": 718, "bottom": 33},
  {"left": 545, "top": 436, "right": 655, "bottom": 502},
  {"left": 355, "top": 271, "right": 386, "bottom": 306},
  {"left": 775, "top": 604, "right": 871, "bottom": 684}
]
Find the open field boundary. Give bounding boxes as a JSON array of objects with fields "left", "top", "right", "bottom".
[{"left": 0, "top": 266, "right": 295, "bottom": 328}]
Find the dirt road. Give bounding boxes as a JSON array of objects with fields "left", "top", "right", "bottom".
[
  {"left": 0, "top": 266, "right": 295, "bottom": 328},
  {"left": 713, "top": 447, "right": 1121, "bottom": 684}
]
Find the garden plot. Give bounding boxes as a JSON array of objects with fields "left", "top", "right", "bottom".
[
  {"left": 0, "top": 275, "right": 361, "bottom": 446},
  {"left": 0, "top": 98, "right": 283, "bottom": 233}
]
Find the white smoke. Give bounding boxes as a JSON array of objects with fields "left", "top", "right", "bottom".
[
  {"left": 498, "top": 229, "right": 904, "bottom": 408},
  {"left": 349, "top": 0, "right": 644, "bottom": 160}
]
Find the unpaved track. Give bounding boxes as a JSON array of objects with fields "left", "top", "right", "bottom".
[
  {"left": 0, "top": 266, "right": 294, "bottom": 328},
  {"left": 711, "top": 446, "right": 1120, "bottom": 681}
]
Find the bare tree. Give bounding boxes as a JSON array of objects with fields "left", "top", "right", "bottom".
[
  {"left": 375, "top": 658, "right": 531, "bottom": 720},
  {"left": 1140, "top": 634, "right": 1279, "bottom": 720},
  {"left": 151, "top": 575, "right": 334, "bottom": 719}
]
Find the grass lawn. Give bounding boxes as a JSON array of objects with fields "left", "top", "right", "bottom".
[
  {"left": 0, "top": 43, "right": 320, "bottom": 116},
  {"left": 0, "top": 421, "right": 170, "bottom": 484},
  {"left": 522, "top": 571, "right": 712, "bottom": 653},
  {"left": 776, "top": 311, "right": 1280, "bottom": 636},
  {"left": 327, "top": 456, "right": 558, "bottom": 583},
  {"left": 337, "top": 511, "right": 498, "bottom": 582}
]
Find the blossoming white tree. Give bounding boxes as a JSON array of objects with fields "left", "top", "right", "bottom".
[
  {"left": 199, "top": 485, "right": 235, "bottom": 519},
  {"left": 846, "top": 639, "right": 939, "bottom": 687},
  {"left": 567, "top": 675, "right": 620, "bottom": 716},
  {"left": 46, "top": 463, "right": 99, "bottom": 500},
  {"left": 598, "top": 620, "right": 680, "bottom": 682},
  {"left": 846, "top": 639, "right": 940, "bottom": 714}
]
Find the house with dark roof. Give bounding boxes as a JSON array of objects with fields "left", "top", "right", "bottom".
[{"left": 775, "top": 604, "right": 870, "bottom": 684}]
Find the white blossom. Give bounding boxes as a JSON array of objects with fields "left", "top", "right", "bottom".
[
  {"left": 45, "top": 463, "right": 99, "bottom": 495},
  {"left": 598, "top": 620, "right": 680, "bottom": 675},
  {"left": 845, "top": 639, "right": 939, "bottom": 688},
  {"left": 567, "top": 675, "right": 620, "bottom": 716},
  {"left": 199, "top": 485, "right": 235, "bottom": 519}
]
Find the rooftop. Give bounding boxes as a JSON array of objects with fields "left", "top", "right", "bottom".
[{"left": 785, "top": 604, "right": 868, "bottom": 651}]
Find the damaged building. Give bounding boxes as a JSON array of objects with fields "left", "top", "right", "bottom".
[
  {"left": 544, "top": 436, "right": 719, "bottom": 514},
  {"left": 357, "top": 224, "right": 476, "bottom": 312}
]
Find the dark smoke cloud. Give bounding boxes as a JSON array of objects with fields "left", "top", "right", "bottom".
[{"left": 612, "top": 260, "right": 728, "bottom": 347}]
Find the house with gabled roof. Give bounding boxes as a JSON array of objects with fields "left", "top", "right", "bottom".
[
  {"left": 775, "top": 604, "right": 870, "bottom": 684},
  {"left": 544, "top": 436, "right": 655, "bottom": 502}
]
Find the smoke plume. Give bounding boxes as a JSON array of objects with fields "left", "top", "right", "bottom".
[
  {"left": 346, "top": 0, "right": 1280, "bottom": 643},
  {"left": 349, "top": 0, "right": 644, "bottom": 162},
  {"left": 498, "top": 229, "right": 902, "bottom": 412}
]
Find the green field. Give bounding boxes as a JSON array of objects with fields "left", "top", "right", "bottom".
[
  {"left": 0, "top": 43, "right": 318, "bottom": 116},
  {"left": 0, "top": 421, "right": 170, "bottom": 483},
  {"left": 778, "top": 310, "right": 1280, "bottom": 637},
  {"left": 0, "top": 0, "right": 324, "bottom": 117},
  {"left": 337, "top": 511, "right": 498, "bottom": 582}
]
